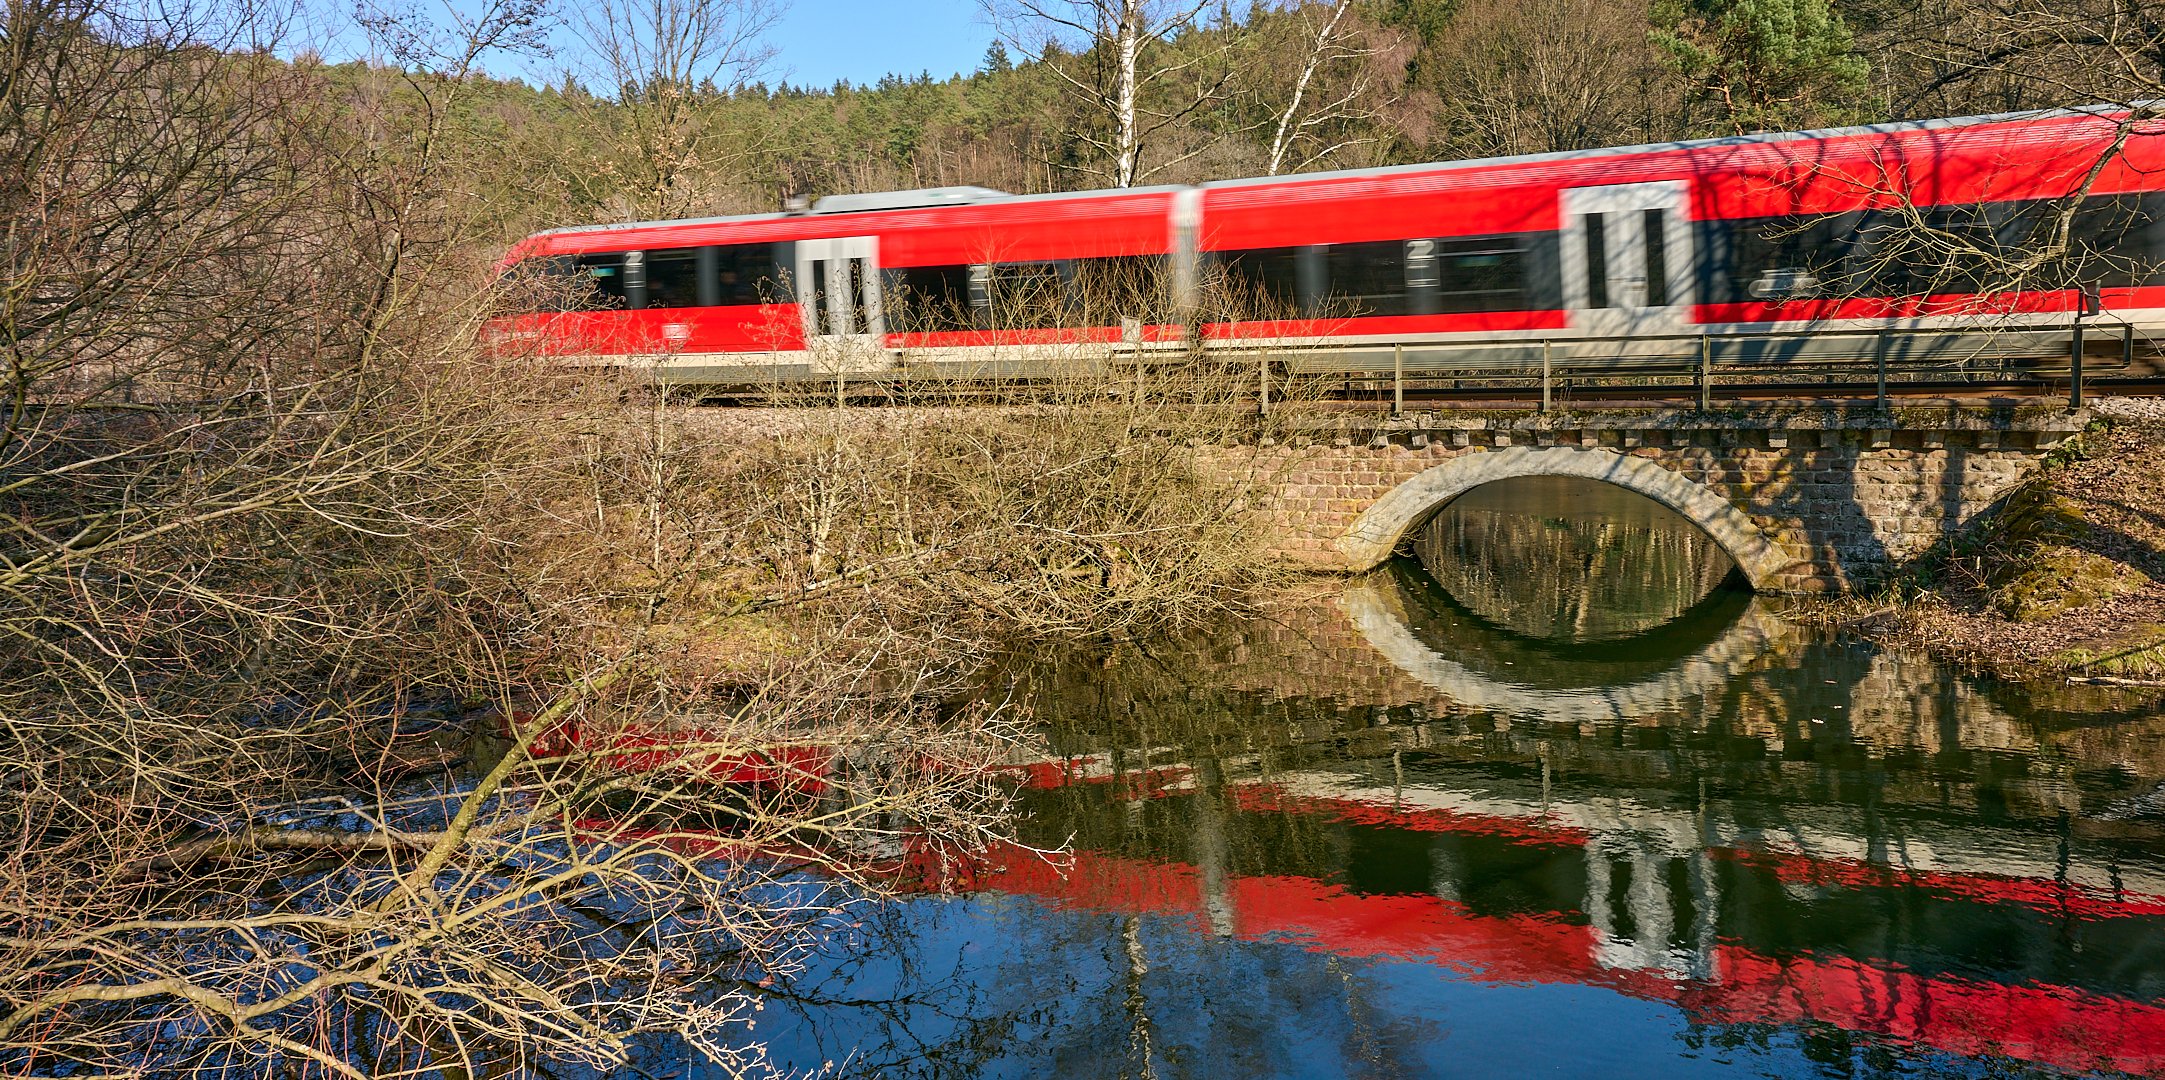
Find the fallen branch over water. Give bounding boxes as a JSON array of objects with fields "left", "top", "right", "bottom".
[{"left": 2067, "top": 675, "right": 2165, "bottom": 688}]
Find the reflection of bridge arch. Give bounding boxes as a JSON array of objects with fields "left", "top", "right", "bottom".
[
  {"left": 1335, "top": 446, "right": 1795, "bottom": 590},
  {"left": 1341, "top": 579, "right": 1789, "bottom": 724}
]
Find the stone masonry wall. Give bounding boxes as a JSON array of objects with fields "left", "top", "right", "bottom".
[{"left": 1193, "top": 407, "right": 2088, "bottom": 593}]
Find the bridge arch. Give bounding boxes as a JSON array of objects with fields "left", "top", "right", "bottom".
[
  {"left": 1334, "top": 446, "right": 1794, "bottom": 591},
  {"left": 1341, "top": 581, "right": 1790, "bottom": 725}
]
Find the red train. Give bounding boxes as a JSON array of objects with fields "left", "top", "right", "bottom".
[{"left": 492, "top": 107, "right": 2165, "bottom": 385}]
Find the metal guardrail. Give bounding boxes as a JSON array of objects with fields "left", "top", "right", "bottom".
[
  {"left": 656, "top": 315, "right": 2160, "bottom": 409},
  {"left": 1262, "top": 318, "right": 2146, "bottom": 412}
]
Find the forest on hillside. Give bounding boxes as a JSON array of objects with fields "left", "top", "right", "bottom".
[{"left": 312, "top": 0, "right": 2153, "bottom": 242}]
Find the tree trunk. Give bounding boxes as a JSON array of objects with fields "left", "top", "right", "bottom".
[{"left": 1116, "top": 0, "right": 1143, "bottom": 186}]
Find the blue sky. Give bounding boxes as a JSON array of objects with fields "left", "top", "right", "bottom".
[
  {"left": 309, "top": 0, "right": 998, "bottom": 89},
  {"left": 763, "top": 0, "right": 995, "bottom": 87}
]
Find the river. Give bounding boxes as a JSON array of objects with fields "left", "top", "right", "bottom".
[{"left": 732, "top": 479, "right": 2165, "bottom": 1078}]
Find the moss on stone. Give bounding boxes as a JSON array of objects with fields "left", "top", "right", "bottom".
[
  {"left": 2050, "top": 624, "right": 2165, "bottom": 677},
  {"left": 1962, "top": 477, "right": 2150, "bottom": 622},
  {"left": 1992, "top": 482, "right": 2090, "bottom": 548},
  {"left": 1989, "top": 546, "right": 2151, "bottom": 622}
]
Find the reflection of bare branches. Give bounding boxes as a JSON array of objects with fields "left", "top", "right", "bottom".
[{"left": 1119, "top": 915, "right": 1158, "bottom": 1080}]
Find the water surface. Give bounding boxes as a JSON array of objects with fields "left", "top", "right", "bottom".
[{"left": 729, "top": 487, "right": 2165, "bottom": 1079}]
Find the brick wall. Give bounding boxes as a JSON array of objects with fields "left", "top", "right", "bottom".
[{"left": 1194, "top": 408, "right": 2084, "bottom": 593}]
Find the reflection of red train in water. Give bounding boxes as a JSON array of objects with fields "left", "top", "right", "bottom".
[
  {"left": 911, "top": 754, "right": 2165, "bottom": 1078},
  {"left": 496, "top": 108, "right": 2165, "bottom": 386},
  {"left": 555, "top": 722, "right": 2165, "bottom": 1074}
]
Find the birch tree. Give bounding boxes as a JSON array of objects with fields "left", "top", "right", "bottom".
[
  {"left": 985, "top": 0, "right": 1241, "bottom": 187},
  {"left": 1255, "top": 0, "right": 1397, "bottom": 175}
]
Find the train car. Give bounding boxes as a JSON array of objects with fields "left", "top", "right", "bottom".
[
  {"left": 492, "top": 184, "right": 1188, "bottom": 382},
  {"left": 492, "top": 106, "right": 2165, "bottom": 388}
]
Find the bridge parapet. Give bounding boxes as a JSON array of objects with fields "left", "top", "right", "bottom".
[{"left": 1197, "top": 404, "right": 2089, "bottom": 593}]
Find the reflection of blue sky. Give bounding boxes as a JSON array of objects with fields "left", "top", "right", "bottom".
[{"left": 728, "top": 894, "right": 2013, "bottom": 1079}]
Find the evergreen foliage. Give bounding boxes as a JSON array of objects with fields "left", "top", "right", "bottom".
[
  {"left": 1651, "top": 0, "right": 1875, "bottom": 132},
  {"left": 308, "top": 0, "right": 2057, "bottom": 241}
]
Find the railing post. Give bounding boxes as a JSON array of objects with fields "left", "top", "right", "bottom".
[
  {"left": 2070, "top": 318, "right": 2086, "bottom": 410},
  {"left": 1540, "top": 340, "right": 1552, "bottom": 413},
  {"left": 1874, "top": 330, "right": 1889, "bottom": 412},
  {"left": 2071, "top": 286, "right": 2098, "bottom": 411},
  {"left": 1696, "top": 334, "right": 1711, "bottom": 411},
  {"left": 1393, "top": 343, "right": 1405, "bottom": 417}
]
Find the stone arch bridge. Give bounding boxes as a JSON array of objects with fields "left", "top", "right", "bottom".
[{"left": 1197, "top": 405, "right": 2089, "bottom": 593}]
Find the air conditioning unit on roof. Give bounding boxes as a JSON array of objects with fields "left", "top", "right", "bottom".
[{"left": 809, "top": 186, "right": 1012, "bottom": 214}]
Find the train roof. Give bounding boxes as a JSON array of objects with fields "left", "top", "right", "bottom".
[
  {"left": 519, "top": 105, "right": 2135, "bottom": 247},
  {"left": 527, "top": 183, "right": 1189, "bottom": 241},
  {"left": 1199, "top": 105, "right": 2130, "bottom": 192}
]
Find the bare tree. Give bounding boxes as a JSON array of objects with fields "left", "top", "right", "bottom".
[
  {"left": 572, "top": 0, "right": 783, "bottom": 218},
  {"left": 1430, "top": 0, "right": 1677, "bottom": 157},
  {"left": 1251, "top": 0, "right": 1400, "bottom": 175},
  {"left": 0, "top": 6, "right": 1300, "bottom": 1072},
  {"left": 986, "top": 0, "right": 1242, "bottom": 187},
  {"left": 1787, "top": 2, "right": 2165, "bottom": 305},
  {"left": 1896, "top": 0, "right": 2165, "bottom": 112},
  {"left": 0, "top": 0, "right": 1026, "bottom": 1075}
]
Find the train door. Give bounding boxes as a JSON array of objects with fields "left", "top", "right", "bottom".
[
  {"left": 1560, "top": 182, "right": 1693, "bottom": 338},
  {"left": 795, "top": 236, "right": 887, "bottom": 370}
]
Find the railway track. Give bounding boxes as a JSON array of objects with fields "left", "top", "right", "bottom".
[
  {"left": 1317, "top": 376, "right": 2165, "bottom": 409},
  {"left": 671, "top": 374, "right": 2165, "bottom": 410}
]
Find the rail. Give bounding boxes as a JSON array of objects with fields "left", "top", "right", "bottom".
[
  {"left": 1230, "top": 316, "right": 2150, "bottom": 413},
  {"left": 672, "top": 314, "right": 2161, "bottom": 409}
]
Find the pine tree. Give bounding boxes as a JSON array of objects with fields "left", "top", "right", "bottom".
[
  {"left": 981, "top": 40, "right": 1014, "bottom": 74},
  {"left": 1653, "top": 0, "right": 1874, "bottom": 134}
]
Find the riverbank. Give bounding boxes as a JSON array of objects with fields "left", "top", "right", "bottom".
[{"left": 1825, "top": 398, "right": 2165, "bottom": 682}]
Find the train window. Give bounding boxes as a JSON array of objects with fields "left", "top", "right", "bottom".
[
  {"left": 2057, "top": 195, "right": 2165, "bottom": 287},
  {"left": 887, "top": 264, "right": 976, "bottom": 332},
  {"left": 646, "top": 249, "right": 700, "bottom": 309},
  {"left": 983, "top": 261, "right": 1068, "bottom": 328},
  {"left": 513, "top": 245, "right": 787, "bottom": 313},
  {"left": 1070, "top": 254, "right": 1171, "bottom": 325},
  {"left": 1845, "top": 207, "right": 1990, "bottom": 296},
  {"left": 712, "top": 244, "right": 781, "bottom": 305},
  {"left": 1643, "top": 210, "right": 1669, "bottom": 306},
  {"left": 1699, "top": 195, "right": 2165, "bottom": 305},
  {"left": 1413, "top": 236, "right": 1534, "bottom": 313},
  {"left": 1323, "top": 240, "right": 1410, "bottom": 317},
  {"left": 506, "top": 257, "right": 582, "bottom": 312},
  {"left": 1703, "top": 215, "right": 1853, "bottom": 303},
  {"left": 844, "top": 259, "right": 873, "bottom": 335},
  {"left": 1583, "top": 214, "right": 1608, "bottom": 309},
  {"left": 569, "top": 253, "right": 634, "bottom": 310},
  {"left": 809, "top": 260, "right": 839, "bottom": 333},
  {"left": 1216, "top": 246, "right": 1308, "bottom": 318}
]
